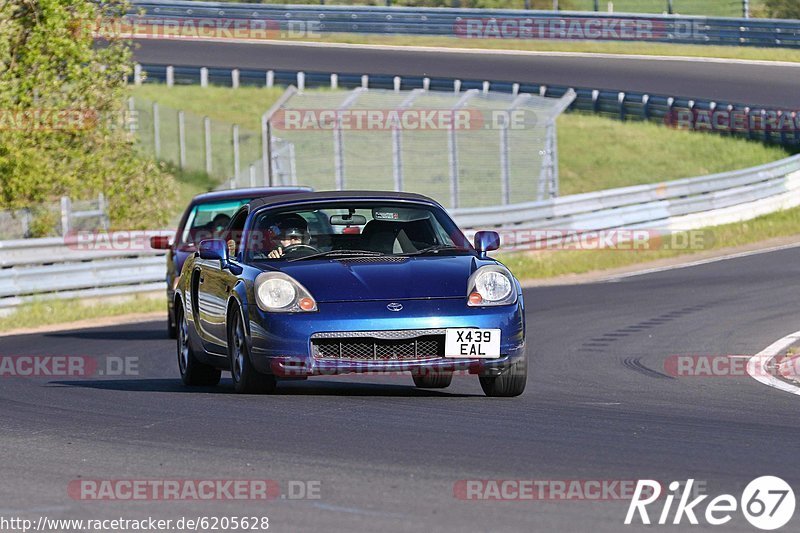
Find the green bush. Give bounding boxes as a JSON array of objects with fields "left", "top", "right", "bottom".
[
  {"left": 763, "top": 0, "right": 800, "bottom": 19},
  {"left": 0, "top": 0, "right": 176, "bottom": 229}
]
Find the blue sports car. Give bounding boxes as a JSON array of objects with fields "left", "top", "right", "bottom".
[{"left": 175, "top": 191, "right": 527, "bottom": 397}]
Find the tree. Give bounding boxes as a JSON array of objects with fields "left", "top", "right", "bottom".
[
  {"left": 764, "top": 0, "right": 800, "bottom": 19},
  {"left": 0, "top": 0, "right": 175, "bottom": 231}
]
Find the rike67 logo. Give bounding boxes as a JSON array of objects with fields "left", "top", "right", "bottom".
[{"left": 625, "top": 477, "right": 795, "bottom": 530}]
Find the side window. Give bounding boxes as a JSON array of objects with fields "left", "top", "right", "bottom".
[{"left": 225, "top": 209, "right": 248, "bottom": 260}]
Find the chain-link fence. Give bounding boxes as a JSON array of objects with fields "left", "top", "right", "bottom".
[
  {"left": 267, "top": 87, "right": 574, "bottom": 209},
  {"left": 131, "top": 97, "right": 296, "bottom": 188},
  {"left": 0, "top": 195, "right": 108, "bottom": 240}
]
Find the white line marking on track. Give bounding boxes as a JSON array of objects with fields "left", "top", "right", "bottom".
[{"left": 747, "top": 330, "right": 800, "bottom": 396}]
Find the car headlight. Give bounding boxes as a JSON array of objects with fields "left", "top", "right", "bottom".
[
  {"left": 255, "top": 272, "right": 317, "bottom": 313},
  {"left": 467, "top": 266, "right": 517, "bottom": 306}
]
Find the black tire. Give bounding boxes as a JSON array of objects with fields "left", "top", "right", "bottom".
[
  {"left": 412, "top": 370, "right": 453, "bottom": 389},
  {"left": 479, "top": 358, "right": 527, "bottom": 397},
  {"left": 176, "top": 304, "right": 221, "bottom": 387},
  {"left": 228, "top": 307, "right": 277, "bottom": 394}
]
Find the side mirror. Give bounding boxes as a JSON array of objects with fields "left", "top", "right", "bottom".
[
  {"left": 474, "top": 231, "right": 500, "bottom": 258},
  {"left": 199, "top": 238, "right": 228, "bottom": 262},
  {"left": 150, "top": 235, "right": 171, "bottom": 250}
]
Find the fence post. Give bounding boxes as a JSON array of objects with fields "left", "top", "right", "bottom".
[
  {"left": 500, "top": 94, "right": 532, "bottom": 205},
  {"left": 98, "top": 193, "right": 109, "bottom": 230},
  {"left": 152, "top": 102, "right": 161, "bottom": 158},
  {"left": 60, "top": 197, "right": 71, "bottom": 237},
  {"left": 594, "top": 0, "right": 599, "bottom": 10},
  {"left": 667, "top": 0, "right": 673, "bottom": 14},
  {"left": 178, "top": 110, "right": 186, "bottom": 170},
  {"left": 448, "top": 90, "right": 478, "bottom": 209},
  {"left": 127, "top": 97, "right": 136, "bottom": 134},
  {"left": 233, "top": 125, "right": 240, "bottom": 188},
  {"left": 204, "top": 116, "right": 212, "bottom": 175},
  {"left": 249, "top": 165, "right": 256, "bottom": 187},
  {"left": 262, "top": 113, "right": 271, "bottom": 186},
  {"left": 743, "top": 0, "right": 750, "bottom": 18},
  {"left": 200, "top": 67, "right": 208, "bottom": 88}
]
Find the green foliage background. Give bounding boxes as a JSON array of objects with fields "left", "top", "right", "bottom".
[{"left": 0, "top": 0, "right": 175, "bottom": 230}]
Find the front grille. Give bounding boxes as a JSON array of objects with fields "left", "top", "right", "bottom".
[{"left": 311, "top": 330, "right": 445, "bottom": 361}]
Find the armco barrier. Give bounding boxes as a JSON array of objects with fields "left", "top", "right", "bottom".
[
  {"left": 137, "top": 64, "right": 800, "bottom": 147},
  {"left": 129, "top": 1, "right": 800, "bottom": 48},
  {"left": 2, "top": 155, "right": 799, "bottom": 309}
]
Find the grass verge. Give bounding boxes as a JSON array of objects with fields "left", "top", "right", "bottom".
[
  {"left": 0, "top": 294, "right": 164, "bottom": 333},
  {"left": 499, "top": 204, "right": 800, "bottom": 279}
]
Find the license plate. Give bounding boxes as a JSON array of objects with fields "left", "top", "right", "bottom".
[{"left": 444, "top": 328, "right": 501, "bottom": 358}]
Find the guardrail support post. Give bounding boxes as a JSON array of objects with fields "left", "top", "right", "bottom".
[
  {"left": 361, "top": 75, "right": 369, "bottom": 89},
  {"left": 178, "top": 110, "right": 186, "bottom": 170},
  {"left": 231, "top": 69, "right": 240, "bottom": 89},
  {"left": 618, "top": 92, "right": 626, "bottom": 121},
  {"left": 297, "top": 72, "right": 306, "bottom": 92},
  {"left": 133, "top": 64, "right": 142, "bottom": 86},
  {"left": 60, "top": 197, "right": 71, "bottom": 237},
  {"left": 200, "top": 67, "right": 208, "bottom": 88},
  {"left": 482, "top": 81, "right": 490, "bottom": 94},
  {"left": 394, "top": 76, "right": 401, "bottom": 92},
  {"left": 204, "top": 116, "right": 212, "bottom": 175},
  {"left": 454, "top": 79, "right": 461, "bottom": 93},
  {"left": 152, "top": 102, "right": 161, "bottom": 158},
  {"left": 266, "top": 70, "right": 274, "bottom": 88},
  {"left": 331, "top": 73, "right": 338, "bottom": 89},
  {"left": 166, "top": 66, "right": 174, "bottom": 87},
  {"left": 642, "top": 94, "right": 650, "bottom": 120},
  {"left": 423, "top": 77, "right": 430, "bottom": 91},
  {"left": 512, "top": 83, "right": 520, "bottom": 95}
]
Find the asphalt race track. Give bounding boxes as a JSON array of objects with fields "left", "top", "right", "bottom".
[
  {"left": 133, "top": 39, "right": 800, "bottom": 109},
  {"left": 3, "top": 247, "right": 800, "bottom": 531}
]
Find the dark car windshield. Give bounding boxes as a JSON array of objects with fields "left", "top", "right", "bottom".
[
  {"left": 246, "top": 201, "right": 473, "bottom": 262},
  {"left": 179, "top": 199, "right": 253, "bottom": 246}
]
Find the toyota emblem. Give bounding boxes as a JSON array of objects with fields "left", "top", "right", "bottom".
[{"left": 386, "top": 302, "right": 403, "bottom": 312}]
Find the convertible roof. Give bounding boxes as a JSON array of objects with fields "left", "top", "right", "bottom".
[{"left": 247, "top": 190, "right": 441, "bottom": 211}]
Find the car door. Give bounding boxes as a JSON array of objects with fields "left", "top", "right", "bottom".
[{"left": 199, "top": 208, "right": 250, "bottom": 353}]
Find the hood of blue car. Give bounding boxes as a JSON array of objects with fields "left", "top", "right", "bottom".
[{"left": 271, "top": 255, "right": 481, "bottom": 302}]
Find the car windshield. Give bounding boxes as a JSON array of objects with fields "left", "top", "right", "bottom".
[
  {"left": 180, "top": 199, "right": 253, "bottom": 245},
  {"left": 246, "top": 201, "right": 473, "bottom": 262}
]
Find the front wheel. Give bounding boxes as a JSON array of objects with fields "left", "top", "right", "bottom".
[
  {"left": 177, "top": 304, "right": 221, "bottom": 387},
  {"left": 228, "top": 308, "right": 277, "bottom": 394},
  {"left": 479, "top": 358, "right": 527, "bottom": 397}
]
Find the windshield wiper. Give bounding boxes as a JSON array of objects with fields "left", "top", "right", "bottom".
[
  {"left": 288, "top": 249, "right": 386, "bottom": 262},
  {"left": 400, "top": 245, "right": 471, "bottom": 256}
]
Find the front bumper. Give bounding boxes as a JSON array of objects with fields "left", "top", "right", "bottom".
[{"left": 246, "top": 298, "right": 525, "bottom": 377}]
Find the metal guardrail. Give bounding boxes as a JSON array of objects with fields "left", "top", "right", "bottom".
[
  {"left": 137, "top": 63, "right": 800, "bottom": 147},
  {"left": 130, "top": 1, "right": 800, "bottom": 48},
  {"left": 2, "top": 155, "right": 800, "bottom": 309}
]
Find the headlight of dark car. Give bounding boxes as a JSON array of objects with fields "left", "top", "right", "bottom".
[
  {"left": 467, "top": 265, "right": 517, "bottom": 306},
  {"left": 255, "top": 272, "right": 318, "bottom": 313}
]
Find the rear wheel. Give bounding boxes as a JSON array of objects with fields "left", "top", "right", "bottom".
[
  {"left": 228, "top": 307, "right": 277, "bottom": 394},
  {"left": 412, "top": 370, "right": 453, "bottom": 389},
  {"left": 177, "top": 304, "right": 221, "bottom": 386},
  {"left": 479, "top": 358, "right": 527, "bottom": 397}
]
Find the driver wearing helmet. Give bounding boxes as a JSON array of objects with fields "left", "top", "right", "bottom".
[{"left": 267, "top": 214, "right": 310, "bottom": 259}]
